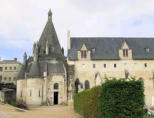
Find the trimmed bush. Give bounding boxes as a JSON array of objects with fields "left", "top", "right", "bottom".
[
  {"left": 74, "top": 86, "right": 101, "bottom": 118},
  {"left": 74, "top": 78, "right": 145, "bottom": 118},
  {"left": 99, "top": 79, "right": 145, "bottom": 118}
]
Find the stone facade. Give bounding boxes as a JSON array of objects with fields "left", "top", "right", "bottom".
[
  {"left": 68, "top": 35, "right": 154, "bottom": 108},
  {"left": 16, "top": 10, "right": 154, "bottom": 108},
  {"left": 0, "top": 59, "right": 22, "bottom": 84}
]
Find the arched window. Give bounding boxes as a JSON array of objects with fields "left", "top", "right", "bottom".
[
  {"left": 139, "top": 77, "right": 143, "bottom": 81},
  {"left": 30, "top": 90, "right": 32, "bottom": 97},
  {"left": 75, "top": 79, "right": 80, "bottom": 93},
  {"left": 80, "top": 83, "right": 83, "bottom": 89},
  {"left": 54, "top": 83, "right": 59, "bottom": 89},
  {"left": 85, "top": 80, "right": 90, "bottom": 90},
  {"left": 39, "top": 89, "right": 41, "bottom": 97}
]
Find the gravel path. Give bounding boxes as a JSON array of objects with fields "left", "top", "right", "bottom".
[
  {"left": 0, "top": 111, "right": 14, "bottom": 118},
  {"left": 0, "top": 104, "right": 81, "bottom": 118}
]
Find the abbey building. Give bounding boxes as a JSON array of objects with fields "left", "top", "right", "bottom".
[{"left": 17, "top": 10, "right": 154, "bottom": 107}]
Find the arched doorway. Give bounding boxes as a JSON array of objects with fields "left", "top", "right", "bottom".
[
  {"left": 85, "top": 80, "right": 90, "bottom": 90},
  {"left": 53, "top": 83, "right": 59, "bottom": 105},
  {"left": 75, "top": 79, "right": 80, "bottom": 93}
]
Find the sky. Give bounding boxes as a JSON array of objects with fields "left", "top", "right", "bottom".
[{"left": 0, "top": 0, "right": 154, "bottom": 62}]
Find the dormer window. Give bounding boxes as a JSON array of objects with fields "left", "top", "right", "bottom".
[
  {"left": 123, "top": 49, "right": 128, "bottom": 57},
  {"left": 81, "top": 50, "right": 87, "bottom": 58}
]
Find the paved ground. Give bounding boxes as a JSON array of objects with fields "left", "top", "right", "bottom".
[{"left": 0, "top": 104, "right": 81, "bottom": 118}]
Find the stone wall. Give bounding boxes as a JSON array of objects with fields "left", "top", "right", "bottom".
[
  {"left": 16, "top": 75, "right": 67, "bottom": 106},
  {"left": 68, "top": 59, "right": 154, "bottom": 107},
  {"left": 0, "top": 62, "right": 22, "bottom": 84}
]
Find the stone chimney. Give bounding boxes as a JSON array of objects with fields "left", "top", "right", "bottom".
[{"left": 14, "top": 58, "right": 17, "bottom": 62}]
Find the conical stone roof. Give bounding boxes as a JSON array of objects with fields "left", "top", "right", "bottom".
[{"left": 38, "top": 10, "right": 62, "bottom": 56}]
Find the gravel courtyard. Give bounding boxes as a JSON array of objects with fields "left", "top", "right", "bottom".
[{"left": 0, "top": 104, "right": 81, "bottom": 118}]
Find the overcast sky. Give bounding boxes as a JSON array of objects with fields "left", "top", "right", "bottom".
[{"left": 0, "top": 0, "right": 154, "bottom": 62}]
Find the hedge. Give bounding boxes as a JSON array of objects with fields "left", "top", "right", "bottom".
[
  {"left": 74, "top": 78, "right": 145, "bottom": 118},
  {"left": 74, "top": 86, "right": 101, "bottom": 118}
]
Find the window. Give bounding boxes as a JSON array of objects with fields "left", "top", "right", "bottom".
[
  {"left": 13, "top": 77, "right": 16, "bottom": 81},
  {"left": 21, "top": 91, "right": 22, "bottom": 97},
  {"left": 30, "top": 90, "right": 32, "bottom": 97},
  {"left": 81, "top": 50, "right": 87, "bottom": 58},
  {"left": 75, "top": 79, "right": 80, "bottom": 93},
  {"left": 93, "top": 64, "right": 96, "bottom": 68},
  {"left": 9, "top": 77, "right": 11, "bottom": 81},
  {"left": 85, "top": 80, "right": 90, "bottom": 90},
  {"left": 5, "top": 67, "right": 7, "bottom": 70},
  {"left": 54, "top": 83, "right": 59, "bottom": 89},
  {"left": 123, "top": 49, "right": 128, "bottom": 57},
  {"left": 10, "top": 67, "right": 12, "bottom": 70},
  {"left": 80, "top": 83, "right": 83, "bottom": 89},
  {"left": 0, "top": 67, "right": 3, "bottom": 71},
  {"left": 114, "top": 64, "right": 116, "bottom": 68},
  {"left": 39, "top": 89, "right": 41, "bottom": 97},
  {"left": 104, "top": 64, "right": 106, "bottom": 68},
  {"left": 139, "top": 77, "right": 143, "bottom": 81},
  {"left": 14, "top": 67, "right": 16, "bottom": 70},
  {"left": 144, "top": 63, "right": 147, "bottom": 68},
  {"left": 4, "top": 77, "right": 7, "bottom": 81}
]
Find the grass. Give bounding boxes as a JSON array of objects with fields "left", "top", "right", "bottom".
[{"left": 144, "top": 115, "right": 154, "bottom": 118}]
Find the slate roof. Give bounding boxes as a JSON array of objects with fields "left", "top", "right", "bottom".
[
  {"left": 29, "top": 62, "right": 40, "bottom": 77},
  {"left": 0, "top": 60, "right": 22, "bottom": 64},
  {"left": 68, "top": 37, "right": 154, "bottom": 60},
  {"left": 38, "top": 13, "right": 63, "bottom": 56},
  {"left": 47, "top": 63, "right": 65, "bottom": 75},
  {"left": 18, "top": 11, "right": 66, "bottom": 79}
]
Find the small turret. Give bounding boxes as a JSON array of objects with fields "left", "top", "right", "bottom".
[
  {"left": 23, "top": 52, "right": 27, "bottom": 65},
  {"left": 61, "top": 47, "right": 64, "bottom": 55},
  {"left": 34, "top": 43, "right": 39, "bottom": 62},
  {"left": 33, "top": 42, "right": 36, "bottom": 55}
]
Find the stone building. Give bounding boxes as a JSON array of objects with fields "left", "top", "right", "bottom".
[
  {"left": 0, "top": 58, "right": 22, "bottom": 84},
  {"left": 16, "top": 10, "right": 67, "bottom": 106},
  {"left": 16, "top": 9, "right": 154, "bottom": 108},
  {"left": 67, "top": 36, "right": 154, "bottom": 108}
]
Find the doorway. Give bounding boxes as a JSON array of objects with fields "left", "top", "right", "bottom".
[{"left": 54, "top": 92, "right": 58, "bottom": 105}]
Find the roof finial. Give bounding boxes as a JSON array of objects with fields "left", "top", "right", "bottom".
[{"left": 48, "top": 9, "right": 52, "bottom": 20}]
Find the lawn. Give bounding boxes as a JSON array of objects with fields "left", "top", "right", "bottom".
[{"left": 144, "top": 115, "right": 154, "bottom": 118}]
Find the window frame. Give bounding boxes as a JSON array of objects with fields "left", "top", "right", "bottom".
[
  {"left": 104, "top": 64, "right": 106, "bottom": 68},
  {"left": 123, "top": 49, "right": 128, "bottom": 57},
  {"left": 144, "top": 63, "right": 147, "bottom": 68},
  {"left": 81, "top": 50, "right": 87, "bottom": 58},
  {"left": 93, "top": 64, "right": 96, "bottom": 68},
  {"left": 114, "top": 64, "right": 117, "bottom": 68}
]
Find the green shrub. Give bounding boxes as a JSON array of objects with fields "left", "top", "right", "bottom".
[
  {"left": 74, "top": 78, "right": 145, "bottom": 118},
  {"left": 99, "top": 79, "right": 145, "bottom": 118},
  {"left": 74, "top": 86, "right": 101, "bottom": 118}
]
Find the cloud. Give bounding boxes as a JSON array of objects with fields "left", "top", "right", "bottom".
[{"left": 0, "top": 0, "right": 154, "bottom": 61}]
